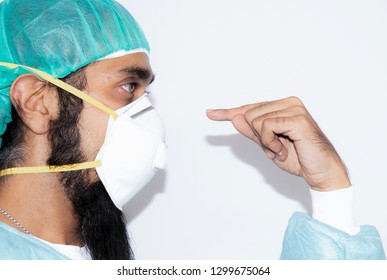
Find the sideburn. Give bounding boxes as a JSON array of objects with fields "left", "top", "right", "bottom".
[{"left": 47, "top": 71, "right": 133, "bottom": 259}]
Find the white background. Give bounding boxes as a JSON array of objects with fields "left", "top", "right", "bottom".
[{"left": 119, "top": 0, "right": 387, "bottom": 259}]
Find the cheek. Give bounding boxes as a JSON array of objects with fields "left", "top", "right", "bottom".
[{"left": 78, "top": 106, "right": 110, "bottom": 161}]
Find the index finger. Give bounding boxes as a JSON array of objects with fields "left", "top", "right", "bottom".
[
  {"left": 206, "top": 103, "right": 259, "bottom": 121},
  {"left": 206, "top": 96, "right": 304, "bottom": 121}
]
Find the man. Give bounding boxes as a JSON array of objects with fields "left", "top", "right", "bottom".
[
  {"left": 0, "top": 0, "right": 160, "bottom": 260},
  {"left": 0, "top": 0, "right": 385, "bottom": 260}
]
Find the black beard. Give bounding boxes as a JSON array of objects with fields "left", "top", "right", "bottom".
[
  {"left": 46, "top": 84, "right": 134, "bottom": 260},
  {"left": 71, "top": 179, "right": 134, "bottom": 260},
  {"left": 48, "top": 163, "right": 134, "bottom": 260}
]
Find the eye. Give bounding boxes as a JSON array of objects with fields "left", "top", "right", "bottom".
[{"left": 121, "top": 83, "right": 136, "bottom": 94}]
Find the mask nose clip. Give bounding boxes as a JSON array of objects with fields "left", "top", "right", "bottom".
[
  {"left": 114, "top": 93, "right": 152, "bottom": 118},
  {"left": 131, "top": 106, "right": 154, "bottom": 119}
]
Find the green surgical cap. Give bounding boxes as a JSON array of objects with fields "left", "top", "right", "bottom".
[{"left": 0, "top": 0, "right": 150, "bottom": 145}]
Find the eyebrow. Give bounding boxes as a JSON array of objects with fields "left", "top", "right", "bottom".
[{"left": 118, "top": 66, "right": 155, "bottom": 84}]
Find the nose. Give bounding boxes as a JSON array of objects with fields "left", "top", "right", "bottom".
[{"left": 132, "top": 90, "right": 149, "bottom": 102}]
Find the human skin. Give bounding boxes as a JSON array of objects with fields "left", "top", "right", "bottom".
[
  {"left": 0, "top": 52, "right": 154, "bottom": 244},
  {"left": 206, "top": 96, "right": 351, "bottom": 192},
  {"left": 0, "top": 51, "right": 348, "bottom": 246},
  {"left": 76, "top": 53, "right": 155, "bottom": 165}
]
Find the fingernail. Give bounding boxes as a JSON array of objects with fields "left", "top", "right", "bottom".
[
  {"left": 275, "top": 151, "right": 282, "bottom": 160},
  {"left": 264, "top": 149, "right": 274, "bottom": 159},
  {"left": 206, "top": 109, "right": 216, "bottom": 112}
]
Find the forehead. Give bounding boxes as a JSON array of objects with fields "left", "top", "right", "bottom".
[{"left": 89, "top": 52, "right": 152, "bottom": 75}]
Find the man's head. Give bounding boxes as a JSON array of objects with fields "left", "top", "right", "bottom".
[
  {"left": 0, "top": 0, "right": 155, "bottom": 259},
  {"left": 0, "top": 0, "right": 150, "bottom": 143}
]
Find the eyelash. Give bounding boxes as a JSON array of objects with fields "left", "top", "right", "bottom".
[
  {"left": 121, "top": 83, "right": 152, "bottom": 95},
  {"left": 121, "top": 83, "right": 136, "bottom": 94}
]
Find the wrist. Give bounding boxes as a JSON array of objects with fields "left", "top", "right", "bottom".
[{"left": 310, "top": 170, "right": 351, "bottom": 192}]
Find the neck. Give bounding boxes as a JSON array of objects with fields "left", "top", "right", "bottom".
[{"left": 0, "top": 173, "right": 81, "bottom": 246}]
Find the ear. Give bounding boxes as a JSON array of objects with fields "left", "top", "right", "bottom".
[{"left": 10, "top": 74, "right": 59, "bottom": 134}]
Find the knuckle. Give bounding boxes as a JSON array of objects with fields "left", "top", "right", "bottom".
[
  {"left": 241, "top": 104, "right": 254, "bottom": 110},
  {"left": 251, "top": 117, "right": 262, "bottom": 131},
  {"left": 244, "top": 107, "right": 259, "bottom": 123},
  {"left": 261, "top": 132, "right": 276, "bottom": 147},
  {"left": 275, "top": 116, "right": 288, "bottom": 127},
  {"left": 287, "top": 96, "right": 303, "bottom": 106},
  {"left": 292, "top": 104, "right": 307, "bottom": 115},
  {"left": 261, "top": 118, "right": 273, "bottom": 132},
  {"left": 294, "top": 114, "right": 309, "bottom": 126},
  {"left": 244, "top": 102, "right": 271, "bottom": 122}
]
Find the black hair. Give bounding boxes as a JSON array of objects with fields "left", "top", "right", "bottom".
[{"left": 0, "top": 68, "right": 134, "bottom": 259}]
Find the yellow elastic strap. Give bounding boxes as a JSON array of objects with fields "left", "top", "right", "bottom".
[
  {"left": 0, "top": 160, "right": 101, "bottom": 177},
  {"left": 0, "top": 62, "right": 118, "bottom": 120}
]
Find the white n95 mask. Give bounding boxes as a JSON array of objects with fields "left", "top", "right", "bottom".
[
  {"left": 0, "top": 62, "right": 167, "bottom": 211},
  {"left": 96, "top": 94, "right": 167, "bottom": 210}
]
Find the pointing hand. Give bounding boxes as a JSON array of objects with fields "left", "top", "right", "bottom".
[{"left": 207, "top": 96, "right": 351, "bottom": 191}]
